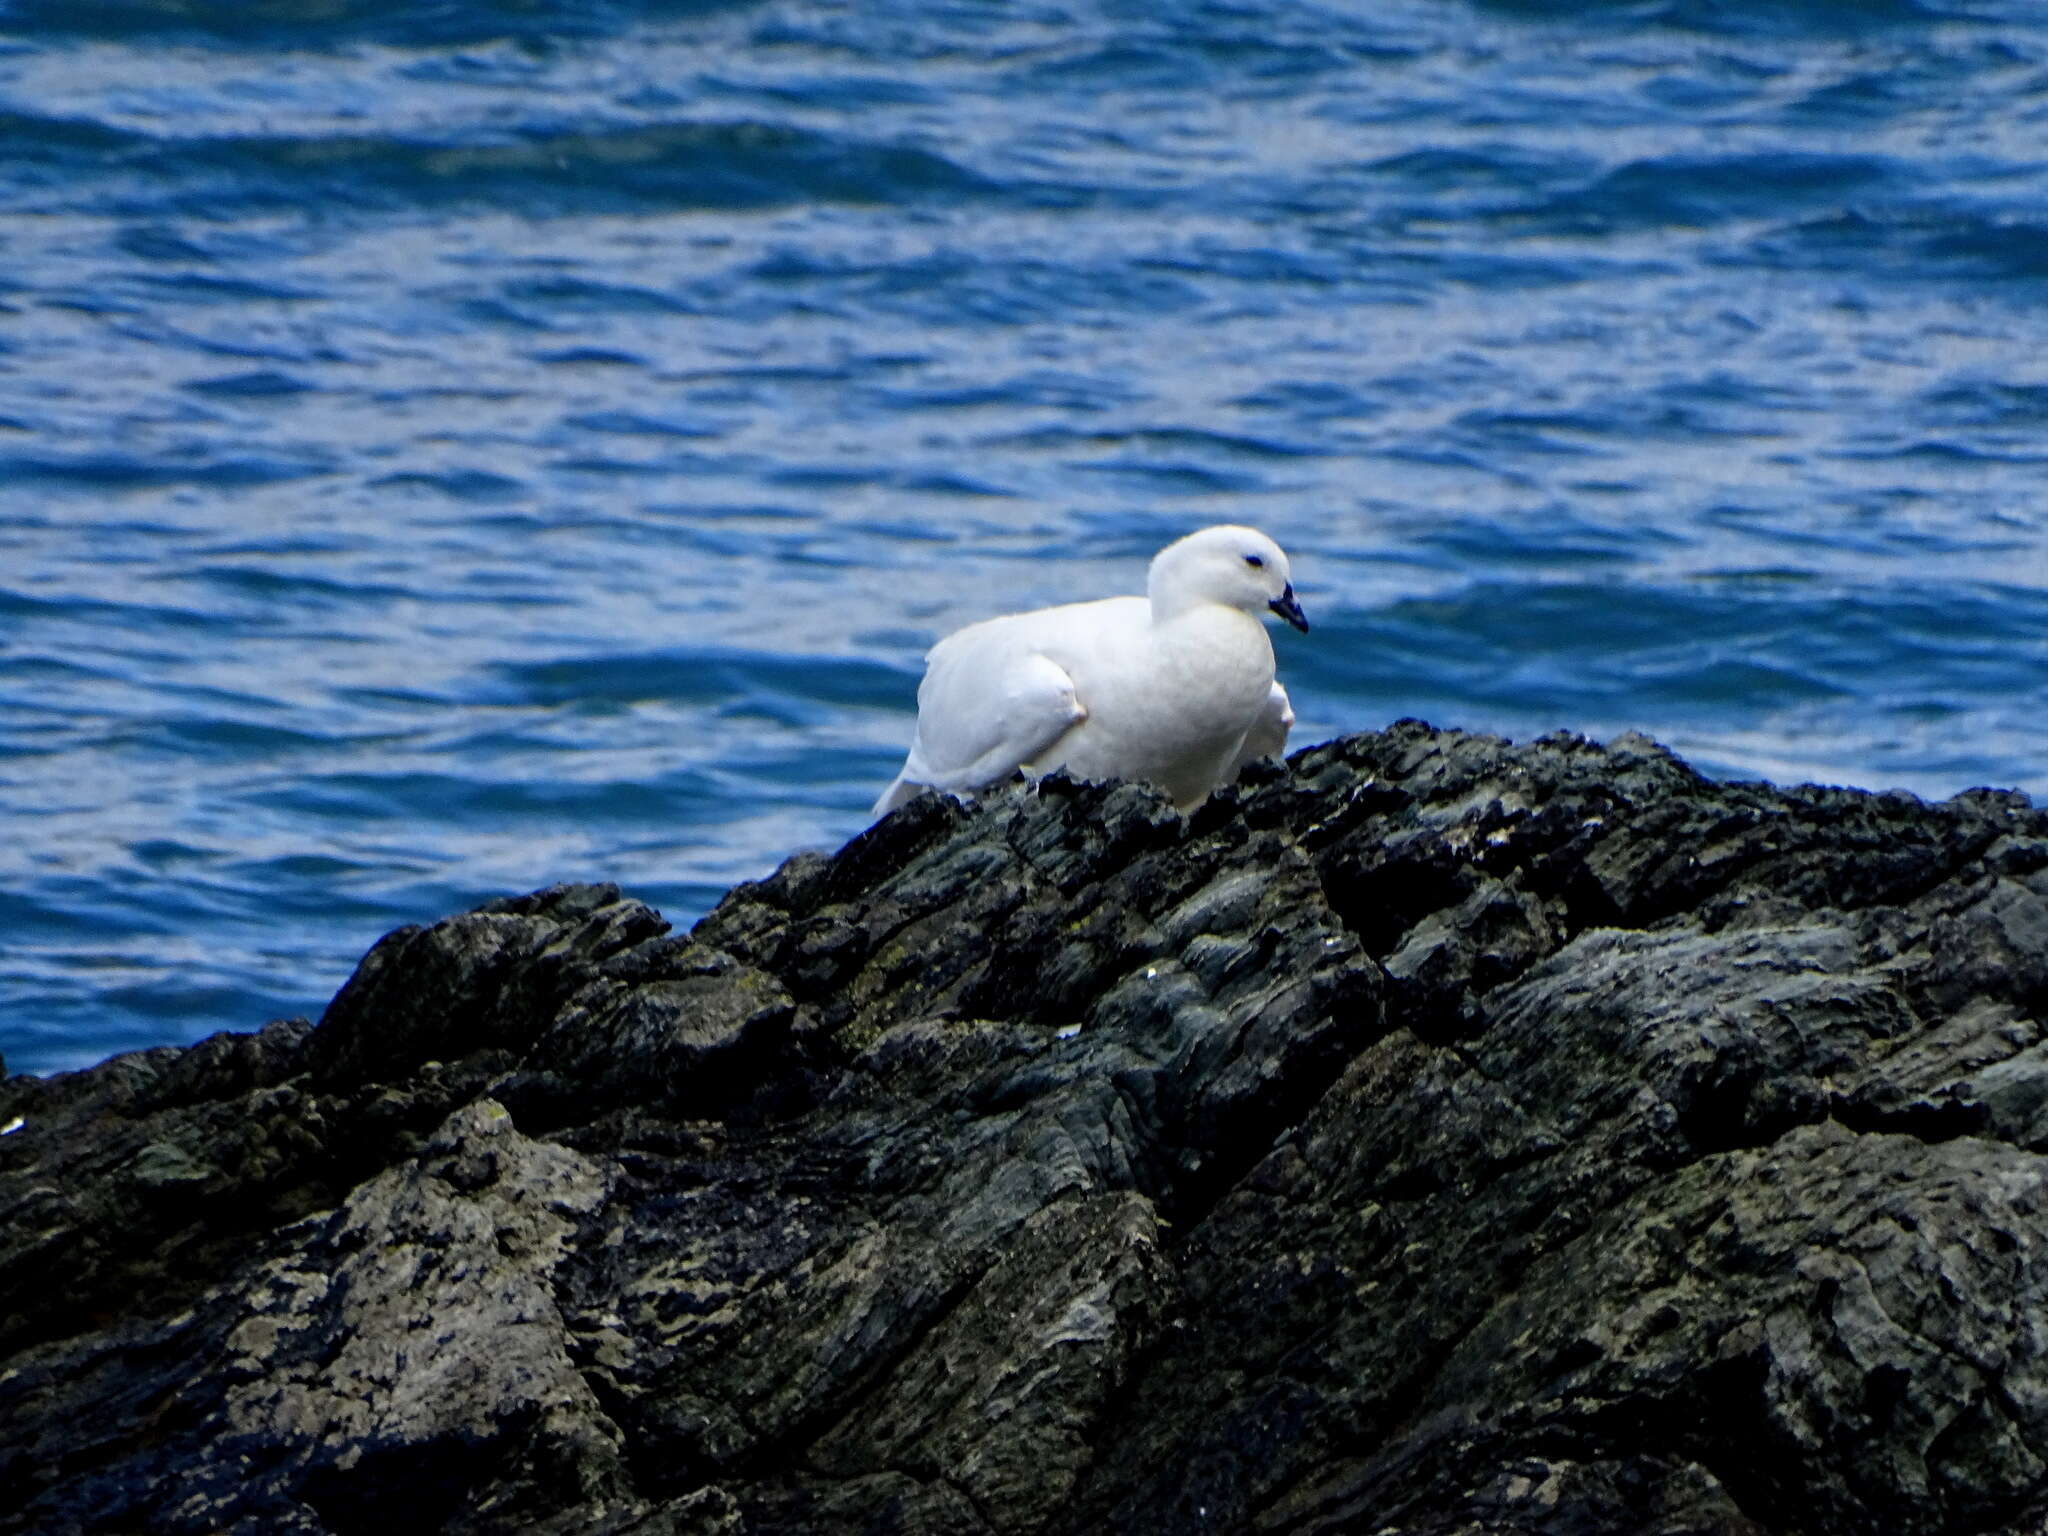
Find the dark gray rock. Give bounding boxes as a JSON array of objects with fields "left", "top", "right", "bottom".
[{"left": 5, "top": 722, "right": 2048, "bottom": 1534}]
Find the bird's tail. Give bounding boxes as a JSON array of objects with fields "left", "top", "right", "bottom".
[{"left": 872, "top": 775, "right": 920, "bottom": 818}]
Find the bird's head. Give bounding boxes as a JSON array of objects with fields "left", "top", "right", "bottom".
[{"left": 1150, "top": 525, "right": 1309, "bottom": 632}]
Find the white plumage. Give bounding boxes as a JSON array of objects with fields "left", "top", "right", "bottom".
[{"left": 874, "top": 525, "right": 1308, "bottom": 817}]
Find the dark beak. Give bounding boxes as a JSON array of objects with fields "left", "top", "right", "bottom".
[{"left": 1269, "top": 584, "right": 1309, "bottom": 633}]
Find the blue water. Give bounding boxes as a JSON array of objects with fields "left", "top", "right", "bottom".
[{"left": 4, "top": 0, "right": 2048, "bottom": 1076}]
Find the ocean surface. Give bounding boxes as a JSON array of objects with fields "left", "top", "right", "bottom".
[{"left": 4, "top": 0, "right": 2048, "bottom": 1076}]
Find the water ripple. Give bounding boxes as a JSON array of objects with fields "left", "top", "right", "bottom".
[{"left": 4, "top": 114, "right": 999, "bottom": 218}]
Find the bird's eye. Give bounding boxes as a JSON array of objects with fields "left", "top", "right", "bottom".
[{"left": 1243, "top": 554, "right": 1265, "bottom": 568}]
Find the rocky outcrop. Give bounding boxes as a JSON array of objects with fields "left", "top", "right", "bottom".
[{"left": 6, "top": 722, "right": 2048, "bottom": 1535}]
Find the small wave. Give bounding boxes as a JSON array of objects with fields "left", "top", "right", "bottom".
[
  {"left": 252, "top": 767, "right": 748, "bottom": 833},
  {"left": 1299, "top": 580, "right": 2048, "bottom": 732},
  {"left": 873, "top": 373, "right": 1134, "bottom": 415},
  {"left": 1362, "top": 146, "right": 1594, "bottom": 230},
  {"left": 0, "top": 451, "right": 329, "bottom": 490},
  {"left": 498, "top": 278, "right": 696, "bottom": 317},
  {"left": 766, "top": 464, "right": 890, "bottom": 492},
  {"left": 186, "top": 565, "right": 413, "bottom": 606},
  {"left": 1517, "top": 152, "right": 1897, "bottom": 235},
  {"left": 0, "top": 634, "right": 134, "bottom": 680},
  {"left": 562, "top": 410, "right": 720, "bottom": 438},
  {"left": 1415, "top": 512, "right": 1664, "bottom": 570},
  {"left": 1232, "top": 381, "right": 1381, "bottom": 421},
  {"left": 182, "top": 370, "right": 315, "bottom": 398},
  {"left": 1068, "top": 460, "right": 1273, "bottom": 495},
  {"left": 238, "top": 119, "right": 988, "bottom": 216},
  {"left": 550, "top": 454, "right": 708, "bottom": 478},
  {"left": 3, "top": 114, "right": 993, "bottom": 219},
  {"left": 1779, "top": 71, "right": 1915, "bottom": 125},
  {"left": 1829, "top": 438, "right": 2048, "bottom": 467},
  {"left": 1919, "top": 381, "right": 2048, "bottom": 428},
  {"left": 896, "top": 472, "right": 1015, "bottom": 499},
  {"left": 1457, "top": 387, "right": 1792, "bottom": 450},
  {"left": 533, "top": 347, "right": 649, "bottom": 368},
  {"left": 984, "top": 424, "right": 1317, "bottom": 459},
  {"left": 1419, "top": 250, "right": 1605, "bottom": 291},
  {"left": 1388, "top": 582, "right": 1765, "bottom": 658},
  {"left": 127, "top": 271, "right": 315, "bottom": 304},
  {"left": 1469, "top": 0, "right": 1941, "bottom": 31},
  {"left": 1141, "top": 244, "right": 1351, "bottom": 288},
  {"left": 1447, "top": 410, "right": 1608, "bottom": 458},
  {"left": 0, "top": 108, "right": 131, "bottom": 159},
  {"left": 1655, "top": 0, "right": 1946, "bottom": 32},
  {"left": 1746, "top": 205, "right": 2048, "bottom": 286},
  {"left": 1019, "top": 31, "right": 1349, "bottom": 95},
  {"left": 489, "top": 647, "right": 907, "bottom": 713},
  {"left": 0, "top": 890, "right": 114, "bottom": 943},
  {"left": 1629, "top": 657, "right": 1851, "bottom": 709},
  {"left": 141, "top": 715, "right": 339, "bottom": 759},
  {"left": 1919, "top": 220, "right": 2048, "bottom": 281},
  {"left": 367, "top": 468, "right": 525, "bottom": 501},
  {"left": 743, "top": 249, "right": 1204, "bottom": 327},
  {"left": 3, "top": 0, "right": 760, "bottom": 48}
]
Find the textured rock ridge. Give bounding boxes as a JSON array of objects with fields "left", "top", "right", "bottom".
[{"left": 5, "top": 722, "right": 2048, "bottom": 1534}]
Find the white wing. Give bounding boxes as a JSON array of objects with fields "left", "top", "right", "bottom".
[
  {"left": 873, "top": 619, "right": 1090, "bottom": 816},
  {"left": 1229, "top": 681, "right": 1294, "bottom": 780}
]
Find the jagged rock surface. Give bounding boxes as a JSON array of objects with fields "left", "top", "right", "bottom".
[{"left": 6, "top": 723, "right": 2048, "bottom": 1535}]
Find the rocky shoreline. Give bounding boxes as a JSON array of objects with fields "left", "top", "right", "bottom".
[{"left": 6, "top": 722, "right": 2048, "bottom": 1534}]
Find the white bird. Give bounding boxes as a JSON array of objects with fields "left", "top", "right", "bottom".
[{"left": 873, "top": 525, "right": 1308, "bottom": 817}]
